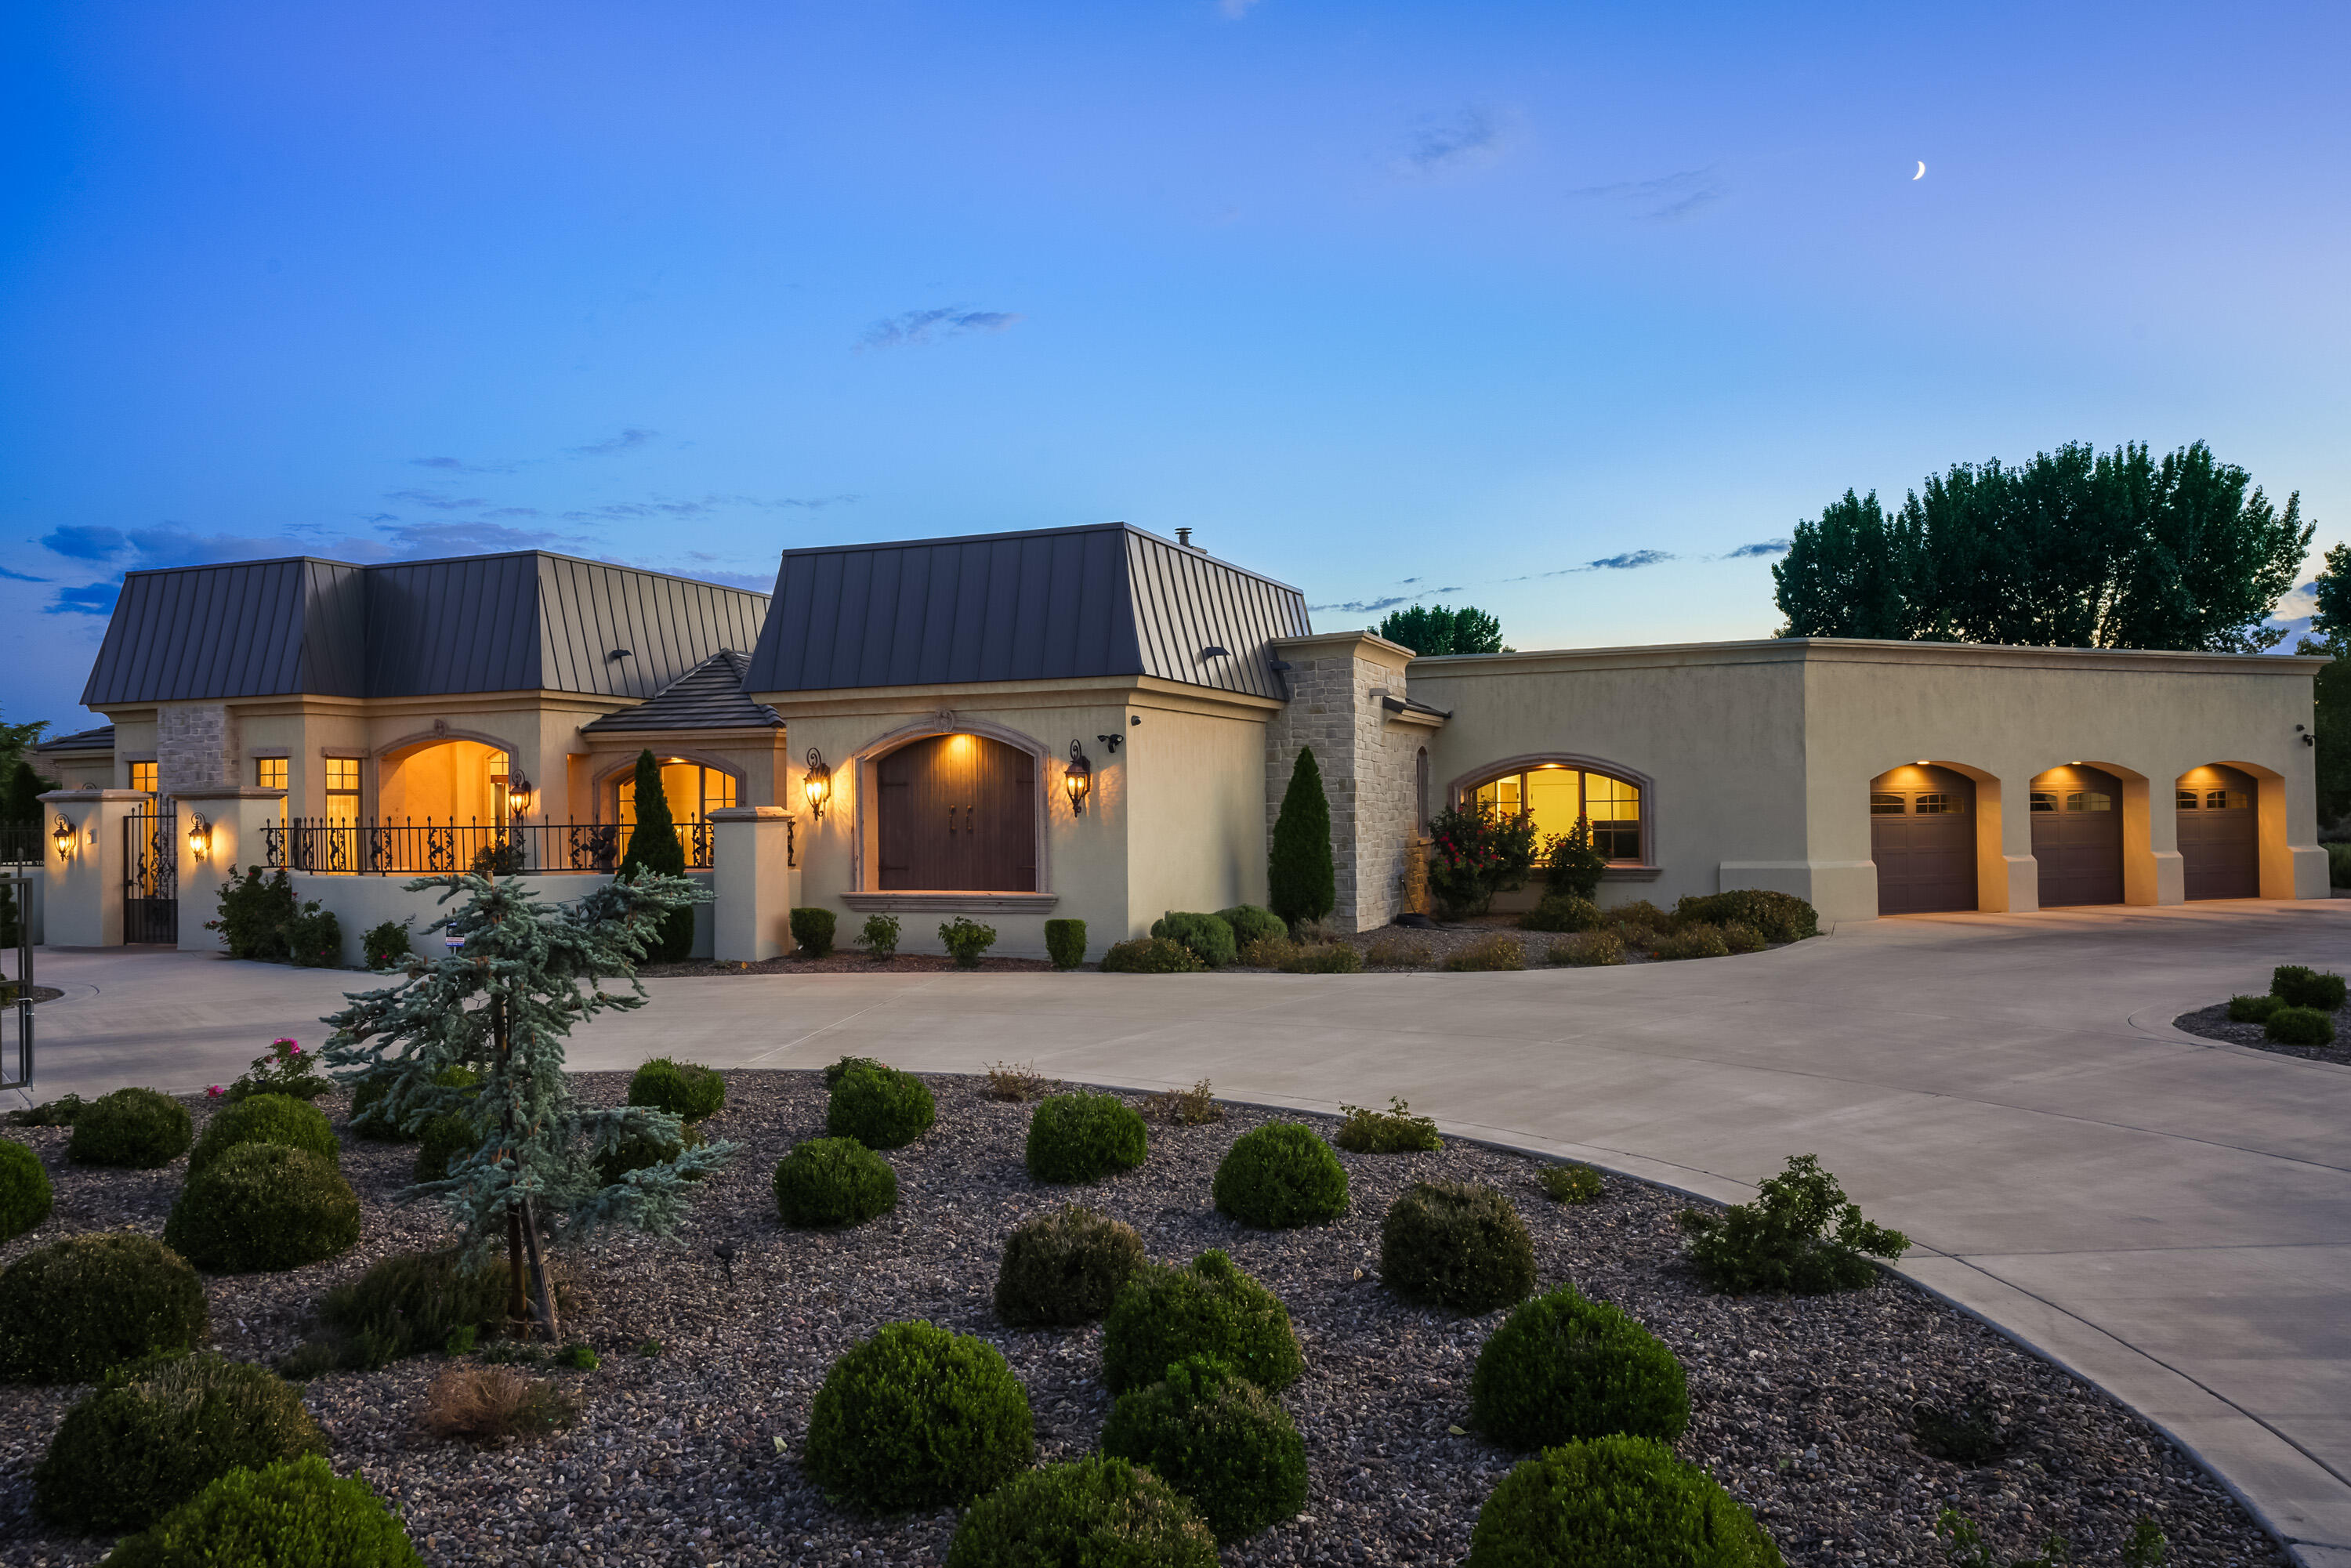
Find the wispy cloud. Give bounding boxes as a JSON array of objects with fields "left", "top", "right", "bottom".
[
  {"left": 1722, "top": 538, "right": 1790, "bottom": 559},
  {"left": 1396, "top": 108, "right": 1509, "bottom": 177},
  {"left": 408, "top": 454, "right": 518, "bottom": 475},
  {"left": 382, "top": 490, "right": 491, "bottom": 512},
  {"left": 560, "top": 492, "right": 856, "bottom": 522},
  {"left": 40, "top": 525, "right": 129, "bottom": 560},
  {"left": 858, "top": 307, "right": 1023, "bottom": 350},
  {"left": 1569, "top": 166, "right": 1726, "bottom": 223},
  {"left": 1504, "top": 549, "right": 1676, "bottom": 581},
  {"left": 1308, "top": 594, "right": 1415, "bottom": 614},
  {"left": 567, "top": 428, "right": 658, "bottom": 457},
  {"left": 378, "top": 521, "right": 581, "bottom": 556},
  {"left": 47, "top": 579, "right": 122, "bottom": 616},
  {"left": 0, "top": 566, "right": 49, "bottom": 583}
]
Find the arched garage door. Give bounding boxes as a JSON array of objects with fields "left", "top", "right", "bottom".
[
  {"left": 2177, "top": 765, "right": 2259, "bottom": 900},
  {"left": 1871, "top": 765, "right": 1977, "bottom": 914},
  {"left": 2031, "top": 765, "right": 2125, "bottom": 907}
]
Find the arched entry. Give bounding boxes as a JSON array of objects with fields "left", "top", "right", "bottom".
[
  {"left": 1870, "top": 765, "right": 1978, "bottom": 914},
  {"left": 876, "top": 733, "right": 1038, "bottom": 891},
  {"left": 378, "top": 737, "right": 513, "bottom": 824},
  {"left": 2031, "top": 764, "right": 2125, "bottom": 906},
  {"left": 2176, "top": 764, "right": 2259, "bottom": 900}
]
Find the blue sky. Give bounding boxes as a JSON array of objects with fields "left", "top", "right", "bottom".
[{"left": 5, "top": 0, "right": 2347, "bottom": 733}]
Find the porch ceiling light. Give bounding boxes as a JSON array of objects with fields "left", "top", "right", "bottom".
[
  {"left": 186, "top": 813, "right": 212, "bottom": 863},
  {"left": 802, "top": 748, "right": 832, "bottom": 823},
  {"left": 1064, "top": 740, "right": 1093, "bottom": 814},
  {"left": 52, "top": 813, "right": 74, "bottom": 861}
]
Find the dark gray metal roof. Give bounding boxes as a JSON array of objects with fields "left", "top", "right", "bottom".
[
  {"left": 37, "top": 724, "right": 116, "bottom": 752},
  {"left": 82, "top": 552, "right": 770, "bottom": 706},
  {"left": 742, "top": 523, "right": 1311, "bottom": 698},
  {"left": 579, "top": 650, "right": 783, "bottom": 733}
]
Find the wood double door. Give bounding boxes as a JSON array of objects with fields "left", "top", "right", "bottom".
[{"left": 876, "top": 734, "right": 1038, "bottom": 891}]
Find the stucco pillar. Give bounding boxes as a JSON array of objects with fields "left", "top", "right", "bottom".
[
  {"left": 2125, "top": 775, "right": 2183, "bottom": 906},
  {"left": 1266, "top": 630, "right": 1422, "bottom": 932},
  {"left": 172, "top": 788, "right": 290, "bottom": 953},
  {"left": 37, "top": 790, "right": 147, "bottom": 947},
  {"left": 711, "top": 806, "right": 799, "bottom": 961},
  {"left": 1983, "top": 773, "right": 2039, "bottom": 913}
]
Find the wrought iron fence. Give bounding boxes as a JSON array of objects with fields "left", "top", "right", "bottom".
[
  {"left": 266, "top": 818, "right": 713, "bottom": 876},
  {"left": 0, "top": 824, "right": 41, "bottom": 866}
]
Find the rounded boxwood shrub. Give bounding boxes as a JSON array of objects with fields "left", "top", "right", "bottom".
[
  {"left": 2266, "top": 1005, "right": 2336, "bottom": 1046},
  {"left": 802, "top": 1320, "right": 1035, "bottom": 1512},
  {"left": 1099, "top": 936, "right": 1205, "bottom": 973},
  {"left": 1026, "top": 1092, "right": 1148, "bottom": 1184},
  {"left": 2271, "top": 964, "right": 2347, "bottom": 1012},
  {"left": 1215, "top": 904, "right": 1288, "bottom": 948},
  {"left": 1044, "top": 918, "right": 1089, "bottom": 970},
  {"left": 0, "top": 1139, "right": 53, "bottom": 1240},
  {"left": 1519, "top": 893, "right": 1602, "bottom": 933},
  {"left": 1469, "top": 1284, "right": 1690, "bottom": 1450},
  {"left": 1466, "top": 1434, "right": 1782, "bottom": 1568},
  {"left": 349, "top": 1065, "right": 478, "bottom": 1143},
  {"left": 592, "top": 1121, "right": 708, "bottom": 1186},
  {"left": 1102, "top": 1250, "right": 1302, "bottom": 1395},
  {"left": 102, "top": 1453, "right": 423, "bottom": 1568},
  {"left": 1150, "top": 911, "right": 1238, "bottom": 969},
  {"left": 773, "top": 1137, "right": 897, "bottom": 1227},
  {"left": 412, "top": 1112, "right": 474, "bottom": 1182},
  {"left": 995, "top": 1205, "right": 1146, "bottom": 1327},
  {"left": 1381, "top": 1181, "right": 1537, "bottom": 1313},
  {"left": 1212, "top": 1123, "right": 1349, "bottom": 1229},
  {"left": 2228, "top": 993, "right": 2284, "bottom": 1024},
  {"left": 188, "top": 1093, "right": 340, "bottom": 1177},
  {"left": 0, "top": 1233, "right": 208, "bottom": 1383},
  {"left": 826, "top": 1060, "right": 936, "bottom": 1150},
  {"left": 34, "top": 1351, "right": 327, "bottom": 1533},
  {"left": 164, "top": 1143, "right": 362, "bottom": 1273},
  {"left": 1100, "top": 1354, "right": 1307, "bottom": 1542},
  {"left": 790, "top": 906, "right": 837, "bottom": 958},
  {"left": 1674, "top": 889, "right": 1820, "bottom": 946},
  {"left": 626, "top": 1057, "right": 726, "bottom": 1121},
  {"left": 946, "top": 1456, "right": 1217, "bottom": 1568},
  {"left": 69, "top": 1087, "right": 193, "bottom": 1168}
]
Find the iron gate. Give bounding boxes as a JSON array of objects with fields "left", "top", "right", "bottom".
[{"left": 124, "top": 808, "right": 177, "bottom": 944}]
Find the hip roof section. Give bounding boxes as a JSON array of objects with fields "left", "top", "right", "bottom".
[{"left": 579, "top": 650, "right": 783, "bottom": 733}]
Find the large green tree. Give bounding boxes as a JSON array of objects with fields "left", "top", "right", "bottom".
[
  {"left": 0, "top": 709, "right": 54, "bottom": 828},
  {"left": 618, "top": 749, "right": 694, "bottom": 961},
  {"left": 1375, "top": 603, "right": 1505, "bottom": 657},
  {"left": 2302, "top": 541, "right": 2351, "bottom": 824},
  {"left": 1773, "top": 441, "right": 2309, "bottom": 652}
]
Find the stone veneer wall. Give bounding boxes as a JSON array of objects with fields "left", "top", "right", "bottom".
[
  {"left": 156, "top": 701, "right": 241, "bottom": 795},
  {"left": 1266, "top": 633, "right": 1433, "bottom": 932}
]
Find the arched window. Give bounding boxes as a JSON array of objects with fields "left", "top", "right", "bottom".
[
  {"left": 618, "top": 759, "right": 739, "bottom": 829},
  {"left": 1466, "top": 763, "right": 1643, "bottom": 863},
  {"left": 876, "top": 733, "right": 1037, "bottom": 891}
]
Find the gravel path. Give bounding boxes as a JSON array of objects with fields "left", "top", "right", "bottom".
[
  {"left": 2172, "top": 1000, "right": 2351, "bottom": 1066},
  {"left": 0, "top": 1073, "right": 2284, "bottom": 1568}
]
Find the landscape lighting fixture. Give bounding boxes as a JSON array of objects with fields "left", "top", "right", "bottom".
[
  {"left": 801, "top": 748, "right": 831, "bottom": 823},
  {"left": 1064, "top": 741, "right": 1093, "bottom": 814}
]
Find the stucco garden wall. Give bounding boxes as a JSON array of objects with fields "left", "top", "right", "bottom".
[
  {"left": 1126, "top": 703, "right": 1272, "bottom": 932},
  {"left": 287, "top": 869, "right": 715, "bottom": 968}
]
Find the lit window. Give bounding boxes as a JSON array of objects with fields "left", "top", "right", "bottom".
[
  {"left": 2176, "top": 788, "right": 2199, "bottom": 810},
  {"left": 2030, "top": 791, "right": 2058, "bottom": 813},
  {"left": 256, "top": 758, "right": 287, "bottom": 791},
  {"left": 1471, "top": 765, "right": 1642, "bottom": 862},
  {"left": 324, "top": 757, "right": 361, "bottom": 826},
  {"left": 129, "top": 761, "right": 157, "bottom": 794},
  {"left": 2209, "top": 789, "right": 2248, "bottom": 810},
  {"left": 1914, "top": 793, "right": 1963, "bottom": 815},
  {"left": 620, "top": 761, "right": 739, "bottom": 827},
  {"left": 2066, "top": 791, "right": 2112, "bottom": 813},
  {"left": 1871, "top": 793, "right": 1905, "bottom": 815}
]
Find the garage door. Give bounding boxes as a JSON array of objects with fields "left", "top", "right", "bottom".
[
  {"left": 1871, "top": 765, "right": 1977, "bottom": 914},
  {"left": 2031, "top": 766, "right": 2125, "bottom": 907},
  {"left": 2178, "top": 766, "right": 2259, "bottom": 900}
]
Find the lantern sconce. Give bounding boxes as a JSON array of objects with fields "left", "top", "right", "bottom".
[
  {"left": 52, "top": 813, "right": 74, "bottom": 862},
  {"left": 186, "top": 813, "right": 212, "bottom": 864},
  {"left": 802, "top": 747, "right": 832, "bottom": 823},
  {"left": 1064, "top": 741, "right": 1093, "bottom": 814},
  {"left": 505, "top": 773, "right": 535, "bottom": 817}
]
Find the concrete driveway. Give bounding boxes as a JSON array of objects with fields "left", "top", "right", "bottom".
[{"left": 15, "top": 901, "right": 2351, "bottom": 1566}]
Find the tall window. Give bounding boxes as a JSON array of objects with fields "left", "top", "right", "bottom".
[
  {"left": 324, "top": 758, "right": 361, "bottom": 822},
  {"left": 619, "top": 761, "right": 739, "bottom": 830},
  {"left": 129, "top": 761, "right": 157, "bottom": 795},
  {"left": 1470, "top": 764, "right": 1643, "bottom": 863}
]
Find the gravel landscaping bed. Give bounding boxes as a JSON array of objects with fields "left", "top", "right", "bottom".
[
  {"left": 0, "top": 1073, "right": 2284, "bottom": 1567},
  {"left": 2172, "top": 1000, "right": 2351, "bottom": 1065},
  {"left": 642, "top": 952, "right": 1057, "bottom": 976}
]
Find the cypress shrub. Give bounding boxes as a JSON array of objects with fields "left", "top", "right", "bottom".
[
  {"left": 1468, "top": 1435, "right": 1783, "bottom": 1568},
  {"left": 994, "top": 1206, "right": 1146, "bottom": 1327},
  {"left": 773, "top": 1137, "right": 897, "bottom": 1227},
  {"left": 2227, "top": 993, "right": 2284, "bottom": 1023},
  {"left": 1212, "top": 1123, "right": 1349, "bottom": 1228},
  {"left": 1519, "top": 893, "right": 1603, "bottom": 933},
  {"left": 626, "top": 1057, "right": 726, "bottom": 1121},
  {"left": 102, "top": 1453, "right": 423, "bottom": 1568},
  {"left": 946, "top": 1456, "right": 1217, "bottom": 1568},
  {"left": 1044, "top": 918, "right": 1088, "bottom": 969},
  {"left": 187, "top": 1093, "right": 339, "bottom": 1177},
  {"left": 0, "top": 1139, "right": 53, "bottom": 1240},
  {"left": 826, "top": 1060, "right": 936, "bottom": 1149},
  {"left": 1267, "top": 747, "right": 1335, "bottom": 927},
  {"left": 1026, "top": 1092, "right": 1149, "bottom": 1184},
  {"left": 617, "top": 748, "right": 694, "bottom": 961},
  {"left": 1381, "top": 1181, "right": 1537, "bottom": 1313},
  {"left": 2266, "top": 1005, "right": 2336, "bottom": 1046},
  {"left": 34, "top": 1352, "right": 327, "bottom": 1533},
  {"left": 1470, "top": 1285, "right": 1690, "bottom": 1450},
  {"left": 1150, "top": 911, "right": 1238, "bottom": 969},
  {"left": 0, "top": 1233, "right": 208, "bottom": 1383},
  {"left": 1100, "top": 1355, "right": 1307, "bottom": 1542},
  {"left": 164, "top": 1143, "right": 362, "bottom": 1273},
  {"left": 802, "top": 1320, "right": 1035, "bottom": 1512},
  {"left": 412, "top": 1112, "right": 474, "bottom": 1182},
  {"left": 1215, "top": 904, "right": 1288, "bottom": 948},
  {"left": 790, "top": 907, "right": 837, "bottom": 957},
  {"left": 1674, "top": 889, "right": 1820, "bottom": 945},
  {"left": 1099, "top": 936, "right": 1205, "bottom": 973},
  {"left": 69, "top": 1087, "right": 193, "bottom": 1168},
  {"left": 2271, "top": 965, "right": 2347, "bottom": 1012},
  {"left": 1101, "top": 1250, "right": 1302, "bottom": 1395}
]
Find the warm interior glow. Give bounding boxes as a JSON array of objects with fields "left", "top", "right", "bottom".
[
  {"left": 1473, "top": 766, "right": 1642, "bottom": 862},
  {"left": 379, "top": 740, "right": 512, "bottom": 824}
]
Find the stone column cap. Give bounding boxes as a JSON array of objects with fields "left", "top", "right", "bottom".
[
  {"left": 169, "top": 787, "right": 289, "bottom": 802},
  {"left": 38, "top": 789, "right": 150, "bottom": 802},
  {"left": 708, "top": 806, "right": 792, "bottom": 820}
]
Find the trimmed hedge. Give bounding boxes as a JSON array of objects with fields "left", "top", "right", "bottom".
[
  {"left": 164, "top": 1143, "right": 362, "bottom": 1273},
  {"left": 802, "top": 1320, "right": 1035, "bottom": 1512},
  {"left": 0, "top": 1139, "right": 53, "bottom": 1240},
  {"left": 2267, "top": 1005, "right": 2336, "bottom": 1046},
  {"left": 773, "top": 1137, "right": 898, "bottom": 1227},
  {"left": 1102, "top": 1250, "right": 1302, "bottom": 1395},
  {"left": 1278, "top": 942, "right": 1364, "bottom": 975},
  {"left": 0, "top": 1233, "right": 208, "bottom": 1383},
  {"left": 790, "top": 907, "right": 837, "bottom": 958},
  {"left": 946, "top": 1456, "right": 1217, "bottom": 1568},
  {"left": 1026, "top": 1092, "right": 1149, "bottom": 1184},
  {"left": 1466, "top": 1435, "right": 1783, "bottom": 1568},
  {"left": 1652, "top": 924, "right": 1732, "bottom": 961},
  {"left": 1549, "top": 932, "right": 1626, "bottom": 967},
  {"left": 1675, "top": 889, "right": 1820, "bottom": 945},
  {"left": 1100, "top": 936, "right": 1205, "bottom": 974},
  {"left": 1100, "top": 1355, "right": 1307, "bottom": 1542},
  {"left": 822, "top": 1055, "right": 882, "bottom": 1089},
  {"left": 1518, "top": 893, "right": 1602, "bottom": 934},
  {"left": 34, "top": 1352, "right": 327, "bottom": 1533},
  {"left": 2228, "top": 993, "right": 2284, "bottom": 1023},
  {"left": 1045, "top": 918, "right": 1089, "bottom": 970},
  {"left": 69, "top": 1087, "right": 192, "bottom": 1168},
  {"left": 994, "top": 1206, "right": 1146, "bottom": 1327},
  {"left": 2272, "top": 964, "right": 2347, "bottom": 1012},
  {"left": 1381, "top": 1181, "right": 1536, "bottom": 1313},
  {"left": 826, "top": 1060, "right": 936, "bottom": 1150},
  {"left": 1469, "top": 1285, "right": 1690, "bottom": 1450},
  {"left": 626, "top": 1058, "right": 726, "bottom": 1121},
  {"left": 102, "top": 1453, "right": 424, "bottom": 1568},
  {"left": 1215, "top": 904, "right": 1288, "bottom": 948},
  {"left": 187, "top": 1094, "right": 339, "bottom": 1177},
  {"left": 1151, "top": 912, "right": 1238, "bottom": 969},
  {"left": 1212, "top": 1123, "right": 1349, "bottom": 1229}
]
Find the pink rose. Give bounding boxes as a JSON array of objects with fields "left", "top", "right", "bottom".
[{"left": 206, "top": 1085, "right": 223, "bottom": 1098}]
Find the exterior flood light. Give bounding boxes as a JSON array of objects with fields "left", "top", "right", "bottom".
[
  {"left": 1064, "top": 741, "right": 1093, "bottom": 813},
  {"left": 52, "top": 814, "right": 74, "bottom": 861},
  {"left": 802, "top": 748, "right": 832, "bottom": 823},
  {"left": 186, "top": 813, "right": 212, "bottom": 864}
]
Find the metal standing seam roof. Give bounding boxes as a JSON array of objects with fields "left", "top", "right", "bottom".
[
  {"left": 579, "top": 650, "right": 784, "bottom": 733},
  {"left": 79, "top": 552, "right": 770, "bottom": 706},
  {"left": 35, "top": 725, "right": 118, "bottom": 752},
  {"left": 741, "top": 523, "right": 1313, "bottom": 698}
]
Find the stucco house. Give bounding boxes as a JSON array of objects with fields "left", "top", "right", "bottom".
[{"left": 34, "top": 521, "right": 2328, "bottom": 959}]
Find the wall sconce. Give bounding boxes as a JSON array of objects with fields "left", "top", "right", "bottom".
[
  {"left": 52, "top": 813, "right": 74, "bottom": 862},
  {"left": 505, "top": 774, "right": 535, "bottom": 816},
  {"left": 802, "top": 747, "right": 832, "bottom": 823},
  {"left": 1064, "top": 741, "right": 1093, "bottom": 814},
  {"left": 186, "top": 813, "right": 212, "bottom": 864}
]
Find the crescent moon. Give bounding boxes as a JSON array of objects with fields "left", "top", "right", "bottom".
[{"left": 1913, "top": 161, "right": 1926, "bottom": 179}]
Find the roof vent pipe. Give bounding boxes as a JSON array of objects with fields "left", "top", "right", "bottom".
[{"left": 1175, "top": 527, "right": 1193, "bottom": 548}]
